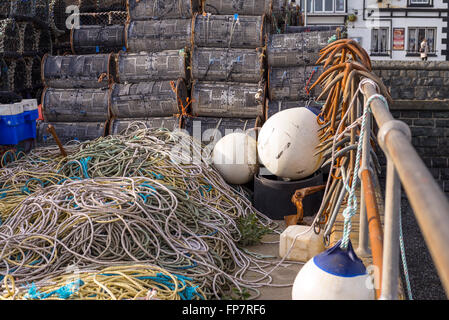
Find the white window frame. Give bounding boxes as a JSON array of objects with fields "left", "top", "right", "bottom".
[
  {"left": 409, "top": 0, "right": 431, "bottom": 5},
  {"left": 407, "top": 27, "right": 437, "bottom": 54},
  {"left": 371, "top": 28, "right": 390, "bottom": 55},
  {"left": 303, "top": 0, "right": 346, "bottom": 13}
]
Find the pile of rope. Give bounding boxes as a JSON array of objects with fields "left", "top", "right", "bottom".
[{"left": 0, "top": 125, "right": 283, "bottom": 300}]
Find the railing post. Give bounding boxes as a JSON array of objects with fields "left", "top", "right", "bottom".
[{"left": 380, "top": 157, "right": 401, "bottom": 300}]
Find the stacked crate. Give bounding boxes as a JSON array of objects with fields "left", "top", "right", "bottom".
[
  {"left": 186, "top": 0, "right": 288, "bottom": 144},
  {"left": 37, "top": 1, "right": 128, "bottom": 144},
  {"left": 266, "top": 29, "right": 338, "bottom": 118},
  {"left": 0, "top": 0, "right": 51, "bottom": 102},
  {"left": 109, "top": 0, "right": 199, "bottom": 135}
]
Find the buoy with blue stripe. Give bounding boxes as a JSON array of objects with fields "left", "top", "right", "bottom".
[{"left": 292, "top": 240, "right": 375, "bottom": 300}]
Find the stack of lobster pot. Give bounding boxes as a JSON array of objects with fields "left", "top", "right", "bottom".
[
  {"left": 266, "top": 29, "right": 338, "bottom": 118},
  {"left": 108, "top": 0, "right": 201, "bottom": 135},
  {"left": 38, "top": 54, "right": 113, "bottom": 144},
  {"left": 187, "top": 0, "right": 287, "bottom": 145}
]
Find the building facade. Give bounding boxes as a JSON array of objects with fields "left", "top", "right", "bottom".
[{"left": 346, "top": 0, "right": 449, "bottom": 61}]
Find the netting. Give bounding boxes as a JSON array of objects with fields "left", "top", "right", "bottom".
[
  {"left": 24, "top": 56, "right": 42, "bottom": 90},
  {"left": 10, "top": 0, "right": 36, "bottom": 19},
  {"left": 0, "top": 57, "right": 8, "bottom": 91},
  {"left": 37, "top": 29, "right": 53, "bottom": 53},
  {"left": 0, "top": 19, "right": 19, "bottom": 55}
]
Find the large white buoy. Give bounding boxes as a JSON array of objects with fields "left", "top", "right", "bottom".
[
  {"left": 212, "top": 132, "right": 258, "bottom": 185},
  {"left": 258, "top": 107, "right": 322, "bottom": 180},
  {"left": 292, "top": 240, "right": 375, "bottom": 300}
]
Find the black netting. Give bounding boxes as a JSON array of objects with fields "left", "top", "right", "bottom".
[
  {"left": 0, "top": 57, "right": 8, "bottom": 91},
  {"left": 10, "top": 0, "right": 36, "bottom": 18},
  {"left": 38, "top": 29, "right": 52, "bottom": 53},
  {"left": 35, "top": 0, "right": 50, "bottom": 22},
  {"left": 23, "top": 23, "right": 36, "bottom": 54},
  {"left": 0, "top": 19, "right": 19, "bottom": 54},
  {"left": 13, "top": 58, "right": 27, "bottom": 92},
  {"left": 78, "top": 11, "right": 127, "bottom": 26},
  {"left": 0, "top": 1, "right": 11, "bottom": 18}
]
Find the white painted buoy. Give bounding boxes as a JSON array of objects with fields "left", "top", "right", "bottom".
[
  {"left": 212, "top": 133, "right": 258, "bottom": 185},
  {"left": 258, "top": 107, "right": 322, "bottom": 180},
  {"left": 292, "top": 240, "right": 375, "bottom": 300}
]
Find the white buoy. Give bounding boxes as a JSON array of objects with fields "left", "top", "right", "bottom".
[
  {"left": 212, "top": 132, "right": 258, "bottom": 185},
  {"left": 292, "top": 240, "right": 375, "bottom": 300},
  {"left": 258, "top": 107, "right": 322, "bottom": 180}
]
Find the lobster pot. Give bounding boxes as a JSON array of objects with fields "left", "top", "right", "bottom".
[
  {"left": 38, "top": 29, "right": 52, "bottom": 53},
  {"left": 110, "top": 79, "right": 188, "bottom": 119},
  {"left": 42, "top": 88, "right": 110, "bottom": 122},
  {"left": 64, "top": 0, "right": 126, "bottom": 12},
  {"left": 14, "top": 59, "right": 27, "bottom": 92},
  {"left": 37, "top": 121, "right": 107, "bottom": 144},
  {"left": 267, "top": 100, "right": 323, "bottom": 119},
  {"left": 128, "top": 0, "right": 200, "bottom": 20},
  {"left": 78, "top": 11, "right": 128, "bottom": 26},
  {"left": 42, "top": 54, "right": 115, "bottom": 89},
  {"left": 203, "top": 0, "right": 274, "bottom": 15},
  {"left": 110, "top": 118, "right": 181, "bottom": 135},
  {"left": 126, "top": 20, "right": 192, "bottom": 53},
  {"left": 0, "top": 19, "right": 19, "bottom": 54},
  {"left": 268, "top": 66, "right": 322, "bottom": 101},
  {"left": 49, "top": 0, "right": 71, "bottom": 33},
  {"left": 71, "top": 25, "right": 125, "bottom": 54},
  {"left": 192, "top": 81, "right": 265, "bottom": 118},
  {"left": 18, "top": 22, "right": 35, "bottom": 55},
  {"left": 0, "top": 57, "right": 8, "bottom": 91},
  {"left": 267, "top": 31, "right": 335, "bottom": 68},
  {"left": 117, "top": 50, "right": 187, "bottom": 83},
  {"left": 0, "top": 1, "right": 11, "bottom": 18},
  {"left": 193, "top": 15, "right": 266, "bottom": 49},
  {"left": 185, "top": 116, "right": 261, "bottom": 145},
  {"left": 35, "top": 0, "right": 49, "bottom": 22},
  {"left": 192, "top": 47, "right": 264, "bottom": 83},
  {"left": 25, "top": 56, "right": 42, "bottom": 89},
  {"left": 10, "top": 0, "right": 35, "bottom": 18}
]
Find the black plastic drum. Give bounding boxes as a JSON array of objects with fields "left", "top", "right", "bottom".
[{"left": 254, "top": 171, "right": 324, "bottom": 220}]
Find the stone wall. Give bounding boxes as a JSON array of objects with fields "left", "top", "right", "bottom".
[{"left": 372, "top": 61, "right": 449, "bottom": 194}]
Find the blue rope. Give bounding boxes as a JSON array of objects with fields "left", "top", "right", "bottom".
[{"left": 399, "top": 208, "right": 413, "bottom": 300}]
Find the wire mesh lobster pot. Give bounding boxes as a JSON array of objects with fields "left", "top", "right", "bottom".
[
  {"left": 185, "top": 116, "right": 261, "bottom": 144},
  {"left": 191, "top": 47, "right": 264, "bottom": 83},
  {"left": 0, "top": 19, "right": 19, "bottom": 55},
  {"left": 267, "top": 31, "right": 335, "bottom": 68},
  {"left": 42, "top": 87, "right": 110, "bottom": 122},
  {"left": 109, "top": 118, "right": 181, "bottom": 135},
  {"left": 116, "top": 50, "right": 187, "bottom": 83},
  {"left": 4, "top": 58, "right": 27, "bottom": 93},
  {"left": 10, "top": 0, "right": 36, "bottom": 19},
  {"left": 37, "top": 29, "right": 52, "bottom": 54},
  {"left": 25, "top": 56, "right": 42, "bottom": 90},
  {"left": 193, "top": 14, "right": 266, "bottom": 49},
  {"left": 266, "top": 100, "right": 323, "bottom": 119},
  {"left": 110, "top": 79, "right": 188, "bottom": 119},
  {"left": 268, "top": 66, "right": 322, "bottom": 101},
  {"left": 35, "top": 0, "right": 49, "bottom": 22},
  {"left": 77, "top": 11, "right": 128, "bottom": 26},
  {"left": 49, "top": 0, "right": 69, "bottom": 33},
  {"left": 17, "top": 22, "right": 35, "bottom": 55},
  {"left": 128, "top": 0, "right": 200, "bottom": 20},
  {"left": 192, "top": 81, "right": 265, "bottom": 119},
  {"left": 64, "top": 0, "right": 126, "bottom": 12},
  {"left": 0, "top": 1, "right": 11, "bottom": 18},
  {"left": 42, "top": 54, "right": 115, "bottom": 89},
  {"left": 71, "top": 25, "right": 125, "bottom": 54},
  {"left": 0, "top": 57, "right": 8, "bottom": 91},
  {"left": 126, "top": 19, "right": 192, "bottom": 53},
  {"left": 37, "top": 121, "right": 107, "bottom": 144},
  {"left": 202, "top": 0, "right": 281, "bottom": 15}
]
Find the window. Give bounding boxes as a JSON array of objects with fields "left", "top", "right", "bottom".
[
  {"left": 408, "top": 28, "right": 436, "bottom": 54},
  {"left": 371, "top": 28, "right": 389, "bottom": 55},
  {"left": 301, "top": 0, "right": 346, "bottom": 13}
]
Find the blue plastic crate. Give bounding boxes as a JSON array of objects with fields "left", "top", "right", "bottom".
[
  {"left": 0, "top": 113, "right": 25, "bottom": 145},
  {"left": 20, "top": 109, "right": 39, "bottom": 141}
]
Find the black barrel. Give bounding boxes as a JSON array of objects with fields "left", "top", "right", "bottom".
[
  {"left": 109, "top": 118, "right": 181, "bottom": 135},
  {"left": 37, "top": 121, "right": 107, "bottom": 144},
  {"left": 267, "top": 31, "right": 335, "bottom": 68},
  {"left": 193, "top": 14, "right": 266, "bottom": 49},
  {"left": 185, "top": 116, "right": 262, "bottom": 144},
  {"left": 42, "top": 87, "right": 110, "bottom": 122},
  {"left": 254, "top": 171, "right": 324, "bottom": 220},
  {"left": 268, "top": 66, "right": 322, "bottom": 101},
  {"left": 0, "top": 19, "right": 19, "bottom": 54},
  {"left": 110, "top": 79, "right": 188, "bottom": 119},
  {"left": 117, "top": 50, "right": 187, "bottom": 83},
  {"left": 71, "top": 25, "right": 125, "bottom": 54},
  {"left": 203, "top": 0, "right": 286, "bottom": 16},
  {"left": 42, "top": 54, "right": 115, "bottom": 89},
  {"left": 192, "top": 81, "right": 265, "bottom": 118},
  {"left": 126, "top": 19, "right": 192, "bottom": 53},
  {"left": 191, "top": 47, "right": 264, "bottom": 83},
  {"left": 128, "top": 0, "right": 200, "bottom": 20}
]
